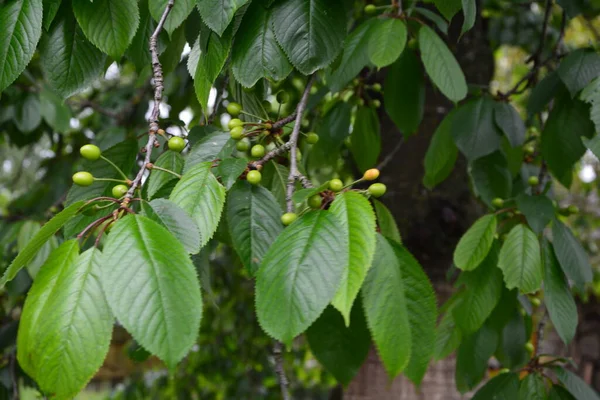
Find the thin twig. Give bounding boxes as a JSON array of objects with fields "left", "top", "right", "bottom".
[
  {"left": 296, "top": 173, "right": 313, "bottom": 189},
  {"left": 376, "top": 136, "right": 404, "bottom": 171},
  {"left": 251, "top": 142, "right": 291, "bottom": 168},
  {"left": 273, "top": 342, "right": 290, "bottom": 400},
  {"left": 124, "top": 0, "right": 174, "bottom": 202},
  {"left": 272, "top": 112, "right": 297, "bottom": 129},
  {"left": 286, "top": 76, "right": 316, "bottom": 213}
]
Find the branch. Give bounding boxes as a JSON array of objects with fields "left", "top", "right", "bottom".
[
  {"left": 273, "top": 342, "right": 291, "bottom": 400},
  {"left": 272, "top": 112, "right": 297, "bottom": 129},
  {"left": 534, "top": 310, "right": 549, "bottom": 358},
  {"left": 286, "top": 75, "right": 316, "bottom": 213},
  {"left": 124, "top": 1, "right": 174, "bottom": 202}
]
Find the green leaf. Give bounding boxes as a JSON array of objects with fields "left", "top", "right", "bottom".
[
  {"left": 194, "top": 26, "right": 232, "bottom": 111},
  {"left": 329, "top": 191, "right": 376, "bottom": 326},
  {"left": 17, "top": 221, "right": 58, "bottom": 279},
  {"left": 13, "top": 93, "right": 41, "bottom": 133},
  {"left": 528, "top": 72, "right": 563, "bottom": 115},
  {"left": 261, "top": 161, "right": 289, "bottom": 210},
  {"left": 553, "top": 367, "right": 600, "bottom": 400},
  {"left": 541, "top": 90, "right": 594, "bottom": 187},
  {"left": 549, "top": 385, "right": 578, "bottom": 400},
  {"left": 231, "top": 2, "right": 292, "bottom": 88},
  {"left": 372, "top": 199, "right": 401, "bottom": 243},
  {"left": 498, "top": 224, "right": 543, "bottom": 293},
  {"left": 144, "top": 199, "right": 201, "bottom": 254},
  {"left": 73, "top": 0, "right": 140, "bottom": 60},
  {"left": 494, "top": 101, "right": 526, "bottom": 147},
  {"left": 384, "top": 48, "right": 425, "bottom": 135},
  {"left": 414, "top": 7, "right": 448, "bottom": 35},
  {"left": 38, "top": 6, "right": 105, "bottom": 99},
  {"left": 580, "top": 77, "right": 600, "bottom": 134},
  {"left": 127, "top": 0, "right": 154, "bottom": 71},
  {"left": 306, "top": 303, "right": 370, "bottom": 386},
  {"left": 271, "top": 0, "right": 346, "bottom": 75},
  {"left": 456, "top": 322, "right": 499, "bottom": 391},
  {"left": 326, "top": 19, "right": 375, "bottom": 93},
  {"left": 544, "top": 240, "right": 577, "bottom": 345},
  {"left": 184, "top": 130, "right": 235, "bottom": 172},
  {"left": 368, "top": 18, "right": 406, "bottom": 68},
  {"left": 351, "top": 106, "right": 381, "bottom": 172},
  {"left": 0, "top": 201, "right": 84, "bottom": 288},
  {"left": 453, "top": 214, "right": 497, "bottom": 271},
  {"left": 471, "top": 372, "right": 520, "bottom": 400},
  {"left": 101, "top": 215, "right": 202, "bottom": 369},
  {"left": 520, "top": 373, "right": 548, "bottom": 400},
  {"left": 149, "top": 0, "right": 194, "bottom": 36},
  {"left": 362, "top": 235, "right": 411, "bottom": 378},
  {"left": 215, "top": 158, "right": 248, "bottom": 190},
  {"left": 496, "top": 308, "right": 528, "bottom": 369},
  {"left": 434, "top": 0, "right": 462, "bottom": 20},
  {"left": 147, "top": 151, "right": 184, "bottom": 199},
  {"left": 434, "top": 293, "right": 463, "bottom": 360},
  {"left": 452, "top": 96, "right": 501, "bottom": 161},
  {"left": 557, "top": 49, "right": 600, "bottom": 97},
  {"left": 516, "top": 194, "right": 555, "bottom": 234},
  {"left": 197, "top": 0, "right": 249, "bottom": 36},
  {"left": 419, "top": 25, "right": 467, "bottom": 102},
  {"left": 0, "top": 0, "right": 43, "bottom": 93},
  {"left": 552, "top": 219, "right": 593, "bottom": 289},
  {"left": 461, "top": 0, "right": 476, "bottom": 34},
  {"left": 256, "top": 210, "right": 348, "bottom": 344},
  {"left": 17, "top": 246, "right": 113, "bottom": 399},
  {"left": 170, "top": 162, "right": 226, "bottom": 249},
  {"left": 469, "top": 151, "right": 512, "bottom": 207},
  {"left": 40, "top": 86, "right": 72, "bottom": 132},
  {"left": 226, "top": 181, "right": 283, "bottom": 276},
  {"left": 423, "top": 110, "right": 458, "bottom": 188},
  {"left": 42, "top": 0, "right": 61, "bottom": 31},
  {"left": 453, "top": 245, "right": 503, "bottom": 334}
]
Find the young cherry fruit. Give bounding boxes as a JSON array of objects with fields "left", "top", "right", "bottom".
[
  {"left": 168, "top": 136, "right": 186, "bottom": 152},
  {"left": 364, "top": 4, "right": 377, "bottom": 14},
  {"left": 368, "top": 183, "right": 386, "bottom": 198},
  {"left": 308, "top": 194, "right": 322, "bottom": 209},
  {"left": 363, "top": 168, "right": 380, "bottom": 181},
  {"left": 281, "top": 212, "right": 297, "bottom": 226},
  {"left": 525, "top": 341, "right": 535, "bottom": 354},
  {"left": 228, "top": 118, "right": 243, "bottom": 130},
  {"left": 80, "top": 144, "right": 101, "bottom": 161},
  {"left": 247, "top": 170, "right": 262, "bottom": 185},
  {"left": 306, "top": 132, "right": 319, "bottom": 144},
  {"left": 492, "top": 198, "right": 504, "bottom": 208},
  {"left": 329, "top": 179, "right": 344, "bottom": 192},
  {"left": 73, "top": 171, "right": 94, "bottom": 186},
  {"left": 112, "top": 184, "right": 128, "bottom": 198},
  {"left": 251, "top": 144, "right": 265, "bottom": 158},
  {"left": 528, "top": 176, "right": 539, "bottom": 186},
  {"left": 276, "top": 91, "right": 290, "bottom": 104},
  {"left": 236, "top": 138, "right": 250, "bottom": 152},
  {"left": 227, "top": 102, "right": 243, "bottom": 116},
  {"left": 230, "top": 126, "right": 244, "bottom": 140}
]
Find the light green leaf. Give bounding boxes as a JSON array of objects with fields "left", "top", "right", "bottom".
[
  {"left": 494, "top": 101, "right": 526, "bottom": 147},
  {"left": 40, "top": 86, "right": 72, "bottom": 132},
  {"left": 197, "top": 0, "right": 249, "bottom": 36},
  {"left": 372, "top": 199, "right": 401, "bottom": 243},
  {"left": 552, "top": 219, "right": 593, "bottom": 290},
  {"left": 101, "top": 215, "right": 202, "bottom": 369},
  {"left": 557, "top": 49, "right": 600, "bottom": 97},
  {"left": 453, "top": 245, "right": 503, "bottom": 334},
  {"left": 414, "top": 7, "right": 448, "bottom": 35},
  {"left": 452, "top": 97, "right": 502, "bottom": 161},
  {"left": 13, "top": 93, "right": 41, "bottom": 133},
  {"left": 17, "top": 221, "right": 58, "bottom": 279},
  {"left": 580, "top": 77, "right": 600, "bottom": 134},
  {"left": 471, "top": 372, "right": 520, "bottom": 400},
  {"left": 329, "top": 191, "right": 376, "bottom": 326},
  {"left": 423, "top": 110, "right": 458, "bottom": 188},
  {"left": 73, "top": 0, "right": 139, "bottom": 60},
  {"left": 256, "top": 210, "right": 348, "bottom": 344},
  {"left": 194, "top": 26, "right": 232, "bottom": 111},
  {"left": 1, "top": 201, "right": 85, "bottom": 288},
  {"left": 384, "top": 48, "right": 425, "bottom": 135},
  {"left": 184, "top": 130, "right": 235, "bottom": 172},
  {"left": 231, "top": 2, "right": 292, "bottom": 88},
  {"left": 147, "top": 150, "right": 184, "bottom": 199},
  {"left": 498, "top": 224, "right": 543, "bottom": 294},
  {"left": 419, "top": 25, "right": 467, "bottom": 102},
  {"left": 149, "top": 0, "right": 194, "bottom": 36},
  {"left": 271, "top": 0, "right": 346, "bottom": 75},
  {"left": 368, "top": 18, "right": 406, "bottom": 68},
  {"left": 39, "top": 6, "right": 105, "bottom": 99},
  {"left": 144, "top": 199, "right": 201, "bottom": 254},
  {"left": 226, "top": 181, "right": 283, "bottom": 276},
  {"left": 434, "top": 293, "right": 463, "bottom": 360},
  {"left": 306, "top": 303, "right": 370, "bottom": 386},
  {"left": 351, "top": 106, "right": 381, "bottom": 172},
  {"left": 516, "top": 194, "right": 555, "bottom": 234},
  {"left": 18, "top": 246, "right": 113, "bottom": 399},
  {"left": 520, "top": 370, "right": 548, "bottom": 399},
  {"left": 434, "top": 0, "right": 462, "bottom": 20},
  {"left": 453, "top": 214, "right": 497, "bottom": 271},
  {"left": 170, "top": 162, "right": 226, "bottom": 249},
  {"left": 0, "top": 0, "right": 43, "bottom": 93},
  {"left": 553, "top": 367, "right": 600, "bottom": 400}
]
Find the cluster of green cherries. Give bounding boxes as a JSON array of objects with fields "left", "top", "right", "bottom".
[{"left": 280, "top": 168, "right": 387, "bottom": 226}]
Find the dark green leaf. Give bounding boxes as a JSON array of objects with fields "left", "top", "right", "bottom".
[
  {"left": 414, "top": 7, "right": 448, "bottom": 35},
  {"left": 456, "top": 322, "right": 499, "bottom": 391},
  {"left": 368, "top": 18, "right": 406, "bottom": 68},
  {"left": 215, "top": 158, "right": 248, "bottom": 190},
  {"left": 520, "top": 373, "right": 548, "bottom": 400},
  {"left": 434, "top": 0, "right": 462, "bottom": 20},
  {"left": 13, "top": 94, "right": 41, "bottom": 133},
  {"left": 194, "top": 26, "right": 232, "bottom": 111},
  {"left": 552, "top": 219, "right": 593, "bottom": 290},
  {"left": 351, "top": 106, "right": 380, "bottom": 172},
  {"left": 144, "top": 199, "right": 201, "bottom": 254},
  {"left": 469, "top": 151, "right": 512, "bottom": 207},
  {"left": 516, "top": 194, "right": 555, "bottom": 234},
  {"left": 471, "top": 372, "right": 520, "bottom": 400},
  {"left": 498, "top": 224, "right": 542, "bottom": 294},
  {"left": 39, "top": 86, "right": 72, "bottom": 132},
  {"left": 553, "top": 367, "right": 600, "bottom": 400},
  {"left": 149, "top": 0, "right": 194, "bottom": 36},
  {"left": 496, "top": 308, "right": 528, "bottom": 369},
  {"left": 42, "top": 0, "right": 61, "bottom": 30},
  {"left": 580, "top": 77, "right": 600, "bottom": 134},
  {"left": 147, "top": 151, "right": 184, "bottom": 199},
  {"left": 557, "top": 49, "right": 600, "bottom": 97},
  {"left": 197, "top": 0, "right": 249, "bottom": 36},
  {"left": 261, "top": 161, "right": 289, "bottom": 210},
  {"left": 528, "top": 72, "right": 563, "bottom": 115},
  {"left": 184, "top": 130, "right": 235, "bottom": 172},
  {"left": 494, "top": 101, "right": 526, "bottom": 147},
  {"left": 549, "top": 385, "right": 578, "bottom": 400},
  {"left": 452, "top": 97, "right": 501, "bottom": 161},
  {"left": 423, "top": 110, "right": 458, "bottom": 188},
  {"left": 372, "top": 199, "right": 401, "bottom": 243},
  {"left": 461, "top": 0, "right": 476, "bottom": 34},
  {"left": 434, "top": 293, "right": 463, "bottom": 360}
]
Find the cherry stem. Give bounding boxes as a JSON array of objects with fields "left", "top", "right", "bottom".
[
  {"left": 94, "top": 177, "right": 128, "bottom": 184},
  {"left": 150, "top": 165, "right": 182, "bottom": 178},
  {"left": 99, "top": 156, "right": 129, "bottom": 180}
]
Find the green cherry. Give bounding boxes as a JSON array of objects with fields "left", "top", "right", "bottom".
[
  {"left": 247, "top": 170, "right": 262, "bottom": 185},
  {"left": 80, "top": 144, "right": 101, "bottom": 161},
  {"left": 492, "top": 198, "right": 504, "bottom": 208},
  {"left": 251, "top": 144, "right": 266, "bottom": 158},
  {"left": 228, "top": 118, "right": 243, "bottom": 130},
  {"left": 308, "top": 194, "right": 322, "bottom": 209},
  {"left": 276, "top": 91, "right": 290, "bottom": 104},
  {"left": 525, "top": 342, "right": 535, "bottom": 354},
  {"left": 306, "top": 132, "right": 319, "bottom": 144},
  {"left": 73, "top": 171, "right": 94, "bottom": 186},
  {"left": 567, "top": 205, "right": 579, "bottom": 214},
  {"left": 112, "top": 184, "right": 129, "bottom": 198},
  {"left": 528, "top": 176, "right": 539, "bottom": 186},
  {"left": 364, "top": 4, "right": 377, "bottom": 14},
  {"left": 230, "top": 126, "right": 245, "bottom": 140},
  {"left": 281, "top": 212, "right": 297, "bottom": 226},
  {"left": 227, "top": 102, "right": 243, "bottom": 116},
  {"left": 168, "top": 136, "right": 186, "bottom": 152},
  {"left": 368, "top": 183, "right": 387, "bottom": 197},
  {"left": 236, "top": 138, "right": 250, "bottom": 152},
  {"left": 329, "top": 179, "right": 344, "bottom": 192}
]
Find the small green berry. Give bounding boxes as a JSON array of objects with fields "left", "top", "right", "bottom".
[
  {"left": 80, "top": 144, "right": 101, "bottom": 161},
  {"left": 525, "top": 342, "right": 535, "bottom": 354},
  {"left": 528, "top": 176, "right": 539, "bottom": 186},
  {"left": 368, "top": 183, "right": 387, "bottom": 197},
  {"left": 227, "top": 102, "right": 243, "bottom": 116},
  {"left": 228, "top": 118, "right": 243, "bottom": 130},
  {"left": 168, "top": 136, "right": 186, "bottom": 152},
  {"left": 306, "top": 132, "right": 319, "bottom": 144},
  {"left": 499, "top": 368, "right": 510, "bottom": 374},
  {"left": 308, "top": 194, "right": 322, "bottom": 209},
  {"left": 281, "top": 213, "right": 297, "bottom": 226},
  {"left": 73, "top": 171, "right": 94, "bottom": 186},
  {"left": 236, "top": 139, "right": 250, "bottom": 152},
  {"left": 371, "top": 99, "right": 381, "bottom": 108},
  {"left": 112, "top": 184, "right": 129, "bottom": 198},
  {"left": 567, "top": 205, "right": 579, "bottom": 214},
  {"left": 492, "top": 198, "right": 504, "bottom": 208},
  {"left": 247, "top": 170, "right": 262, "bottom": 185},
  {"left": 230, "top": 126, "right": 245, "bottom": 140},
  {"left": 364, "top": 4, "right": 377, "bottom": 14},
  {"left": 372, "top": 83, "right": 382, "bottom": 92},
  {"left": 530, "top": 297, "right": 541, "bottom": 307},
  {"left": 363, "top": 168, "right": 380, "bottom": 181},
  {"left": 276, "top": 91, "right": 290, "bottom": 104},
  {"left": 524, "top": 145, "right": 536, "bottom": 155},
  {"left": 329, "top": 179, "right": 344, "bottom": 192},
  {"left": 251, "top": 144, "right": 265, "bottom": 158}
]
